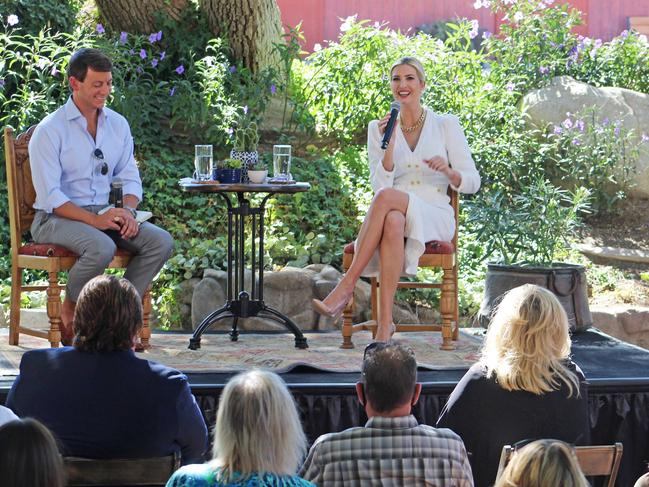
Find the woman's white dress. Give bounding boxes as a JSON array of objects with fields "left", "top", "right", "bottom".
[{"left": 361, "top": 108, "right": 481, "bottom": 277}]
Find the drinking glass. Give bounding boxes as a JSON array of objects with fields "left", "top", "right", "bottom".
[
  {"left": 194, "top": 145, "right": 213, "bottom": 181},
  {"left": 272, "top": 145, "right": 292, "bottom": 182}
]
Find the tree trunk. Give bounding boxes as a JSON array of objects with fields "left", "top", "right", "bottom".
[
  {"left": 95, "top": 0, "right": 188, "bottom": 34},
  {"left": 199, "top": 0, "right": 283, "bottom": 73}
]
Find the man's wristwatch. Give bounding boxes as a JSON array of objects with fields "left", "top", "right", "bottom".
[{"left": 125, "top": 206, "right": 137, "bottom": 219}]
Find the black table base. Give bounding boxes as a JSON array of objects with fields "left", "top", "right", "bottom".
[
  {"left": 181, "top": 182, "right": 311, "bottom": 350},
  {"left": 188, "top": 291, "right": 308, "bottom": 349}
]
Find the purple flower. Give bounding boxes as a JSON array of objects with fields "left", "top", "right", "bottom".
[
  {"left": 136, "top": 66, "right": 143, "bottom": 74},
  {"left": 553, "top": 125, "right": 563, "bottom": 135},
  {"left": 229, "top": 65, "right": 236, "bottom": 73},
  {"left": 175, "top": 65, "right": 185, "bottom": 75},
  {"left": 562, "top": 118, "right": 573, "bottom": 129},
  {"left": 169, "top": 86, "right": 176, "bottom": 97},
  {"left": 482, "top": 31, "right": 492, "bottom": 40},
  {"left": 226, "top": 127, "right": 234, "bottom": 136},
  {"left": 506, "top": 81, "right": 515, "bottom": 92},
  {"left": 0, "top": 78, "right": 5, "bottom": 88},
  {"left": 139, "top": 49, "right": 147, "bottom": 59},
  {"left": 96, "top": 23, "right": 105, "bottom": 34},
  {"left": 469, "top": 19, "right": 479, "bottom": 39},
  {"left": 151, "top": 58, "right": 159, "bottom": 68},
  {"left": 148, "top": 32, "right": 158, "bottom": 43},
  {"left": 156, "top": 30, "right": 163, "bottom": 41},
  {"left": 243, "top": 105, "right": 249, "bottom": 115},
  {"left": 513, "top": 12, "right": 524, "bottom": 23},
  {"left": 571, "top": 138, "right": 581, "bottom": 146},
  {"left": 270, "top": 83, "right": 277, "bottom": 94},
  {"left": 614, "top": 126, "right": 621, "bottom": 136},
  {"left": 160, "top": 51, "right": 166, "bottom": 60},
  {"left": 602, "top": 117, "right": 610, "bottom": 126},
  {"left": 576, "top": 119, "right": 585, "bottom": 132},
  {"left": 51, "top": 66, "right": 59, "bottom": 76},
  {"left": 120, "top": 31, "right": 128, "bottom": 44},
  {"left": 7, "top": 14, "right": 19, "bottom": 26},
  {"left": 129, "top": 49, "right": 135, "bottom": 55},
  {"left": 620, "top": 29, "right": 629, "bottom": 38},
  {"left": 641, "top": 133, "right": 649, "bottom": 143},
  {"left": 539, "top": 66, "right": 549, "bottom": 75}
]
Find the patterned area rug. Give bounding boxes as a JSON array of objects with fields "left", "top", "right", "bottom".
[{"left": 0, "top": 328, "right": 483, "bottom": 377}]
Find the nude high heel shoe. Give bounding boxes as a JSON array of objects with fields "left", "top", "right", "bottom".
[{"left": 312, "top": 287, "right": 354, "bottom": 319}]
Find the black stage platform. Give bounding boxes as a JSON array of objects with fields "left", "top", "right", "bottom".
[{"left": 2, "top": 328, "right": 648, "bottom": 486}]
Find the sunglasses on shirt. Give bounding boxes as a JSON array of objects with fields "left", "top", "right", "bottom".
[{"left": 93, "top": 148, "right": 108, "bottom": 176}]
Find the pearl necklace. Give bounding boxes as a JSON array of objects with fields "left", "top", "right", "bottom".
[{"left": 400, "top": 108, "right": 426, "bottom": 133}]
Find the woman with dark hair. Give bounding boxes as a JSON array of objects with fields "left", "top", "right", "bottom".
[
  {"left": 6, "top": 275, "right": 207, "bottom": 464},
  {"left": 0, "top": 418, "right": 65, "bottom": 487},
  {"left": 437, "top": 284, "right": 590, "bottom": 487}
]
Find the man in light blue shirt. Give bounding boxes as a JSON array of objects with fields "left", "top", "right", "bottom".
[{"left": 29, "top": 48, "right": 173, "bottom": 345}]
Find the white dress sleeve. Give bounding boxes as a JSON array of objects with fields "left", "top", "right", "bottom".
[
  {"left": 367, "top": 119, "right": 395, "bottom": 192},
  {"left": 442, "top": 115, "right": 481, "bottom": 194}
]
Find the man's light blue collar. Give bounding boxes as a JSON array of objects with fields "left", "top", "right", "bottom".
[{"left": 64, "top": 96, "right": 107, "bottom": 121}]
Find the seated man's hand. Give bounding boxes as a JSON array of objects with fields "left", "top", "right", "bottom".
[{"left": 93, "top": 208, "right": 139, "bottom": 238}]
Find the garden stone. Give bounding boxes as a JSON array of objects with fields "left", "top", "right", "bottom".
[
  {"left": 415, "top": 305, "right": 442, "bottom": 324},
  {"left": 591, "top": 305, "right": 649, "bottom": 350},
  {"left": 179, "top": 278, "right": 201, "bottom": 305},
  {"left": 522, "top": 76, "right": 649, "bottom": 198},
  {"left": 191, "top": 276, "right": 227, "bottom": 330},
  {"left": 393, "top": 302, "right": 418, "bottom": 325},
  {"left": 179, "top": 304, "right": 192, "bottom": 331},
  {"left": 244, "top": 267, "right": 317, "bottom": 330}
]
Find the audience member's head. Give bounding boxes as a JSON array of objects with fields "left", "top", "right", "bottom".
[
  {"left": 73, "top": 275, "right": 142, "bottom": 352},
  {"left": 211, "top": 369, "right": 307, "bottom": 481},
  {"left": 482, "top": 284, "right": 579, "bottom": 396},
  {"left": 0, "top": 418, "right": 65, "bottom": 487},
  {"left": 495, "top": 439, "right": 589, "bottom": 487},
  {"left": 358, "top": 342, "right": 421, "bottom": 415}
]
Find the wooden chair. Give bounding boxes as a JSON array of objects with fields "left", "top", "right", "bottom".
[
  {"left": 64, "top": 452, "right": 181, "bottom": 486},
  {"left": 4, "top": 126, "right": 152, "bottom": 348},
  {"left": 340, "top": 189, "right": 459, "bottom": 350},
  {"left": 496, "top": 442, "right": 623, "bottom": 487},
  {"left": 629, "top": 17, "right": 649, "bottom": 36}
]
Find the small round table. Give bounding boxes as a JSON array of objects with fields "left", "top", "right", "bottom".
[{"left": 179, "top": 180, "right": 311, "bottom": 349}]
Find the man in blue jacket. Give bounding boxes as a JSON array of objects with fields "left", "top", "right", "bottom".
[{"left": 6, "top": 275, "right": 208, "bottom": 464}]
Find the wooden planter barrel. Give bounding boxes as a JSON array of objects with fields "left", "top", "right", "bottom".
[{"left": 477, "top": 263, "right": 592, "bottom": 331}]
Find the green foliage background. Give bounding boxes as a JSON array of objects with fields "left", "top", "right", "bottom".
[{"left": 1, "top": 0, "right": 647, "bottom": 325}]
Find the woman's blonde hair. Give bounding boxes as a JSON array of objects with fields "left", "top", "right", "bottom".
[
  {"left": 211, "top": 369, "right": 307, "bottom": 481},
  {"left": 495, "top": 439, "right": 589, "bottom": 487},
  {"left": 390, "top": 56, "right": 426, "bottom": 83},
  {"left": 481, "top": 284, "right": 580, "bottom": 396}
]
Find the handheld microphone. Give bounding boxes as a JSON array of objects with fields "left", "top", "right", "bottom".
[{"left": 381, "top": 101, "right": 401, "bottom": 150}]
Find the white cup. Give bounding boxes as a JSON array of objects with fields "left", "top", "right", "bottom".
[{"left": 194, "top": 145, "right": 213, "bottom": 181}]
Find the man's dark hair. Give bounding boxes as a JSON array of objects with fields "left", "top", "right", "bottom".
[
  {"left": 67, "top": 48, "right": 112, "bottom": 81},
  {"left": 361, "top": 342, "right": 417, "bottom": 413},
  {"left": 73, "top": 275, "right": 142, "bottom": 352}
]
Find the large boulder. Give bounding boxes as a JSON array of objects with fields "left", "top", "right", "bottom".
[{"left": 521, "top": 76, "right": 649, "bottom": 198}]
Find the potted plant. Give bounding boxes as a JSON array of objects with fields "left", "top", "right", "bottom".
[
  {"left": 469, "top": 177, "right": 593, "bottom": 331},
  {"left": 247, "top": 158, "right": 268, "bottom": 184},
  {"left": 230, "top": 107, "right": 260, "bottom": 181},
  {"left": 220, "top": 158, "right": 242, "bottom": 184}
]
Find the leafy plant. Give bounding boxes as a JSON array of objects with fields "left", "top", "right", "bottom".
[{"left": 222, "top": 157, "right": 242, "bottom": 169}]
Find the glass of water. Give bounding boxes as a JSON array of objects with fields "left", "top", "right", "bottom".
[
  {"left": 194, "top": 145, "right": 213, "bottom": 181},
  {"left": 272, "top": 145, "right": 292, "bottom": 182}
]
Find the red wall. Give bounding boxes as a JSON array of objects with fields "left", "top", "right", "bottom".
[{"left": 276, "top": 0, "right": 649, "bottom": 52}]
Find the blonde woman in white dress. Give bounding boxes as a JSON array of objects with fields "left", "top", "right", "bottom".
[{"left": 313, "top": 57, "right": 481, "bottom": 342}]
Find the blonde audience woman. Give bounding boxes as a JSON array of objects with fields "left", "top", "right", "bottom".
[
  {"left": 437, "top": 284, "right": 590, "bottom": 487},
  {"left": 494, "top": 439, "right": 589, "bottom": 487},
  {"left": 0, "top": 418, "right": 65, "bottom": 487},
  {"left": 166, "top": 369, "right": 313, "bottom": 487},
  {"left": 312, "top": 56, "right": 480, "bottom": 342}
]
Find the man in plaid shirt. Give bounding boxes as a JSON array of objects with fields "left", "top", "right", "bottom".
[{"left": 300, "top": 342, "right": 473, "bottom": 486}]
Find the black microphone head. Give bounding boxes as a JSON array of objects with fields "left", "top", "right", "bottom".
[{"left": 390, "top": 101, "right": 401, "bottom": 112}]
